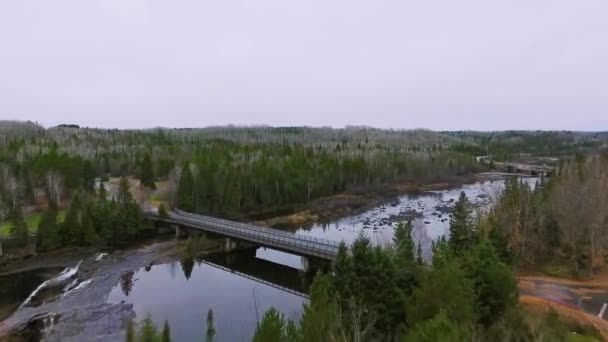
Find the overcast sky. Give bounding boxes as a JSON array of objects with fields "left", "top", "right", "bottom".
[{"left": 1, "top": 1, "right": 606, "bottom": 130}]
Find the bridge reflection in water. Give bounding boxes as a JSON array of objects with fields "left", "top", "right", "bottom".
[{"left": 198, "top": 248, "right": 312, "bottom": 298}]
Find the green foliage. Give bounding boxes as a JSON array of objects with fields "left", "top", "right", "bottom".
[
  {"left": 402, "top": 311, "right": 468, "bottom": 342},
  {"left": 464, "top": 240, "right": 518, "bottom": 325},
  {"left": 408, "top": 247, "right": 477, "bottom": 328},
  {"left": 139, "top": 315, "right": 158, "bottom": 342},
  {"left": 449, "top": 192, "right": 474, "bottom": 252},
  {"left": 36, "top": 209, "right": 61, "bottom": 252},
  {"left": 161, "top": 321, "right": 170, "bottom": 342},
  {"left": 300, "top": 273, "right": 340, "bottom": 342},
  {"left": 177, "top": 164, "right": 195, "bottom": 212},
  {"left": 393, "top": 221, "right": 415, "bottom": 265},
  {"left": 9, "top": 207, "right": 28, "bottom": 246},
  {"left": 139, "top": 153, "right": 156, "bottom": 189},
  {"left": 252, "top": 308, "right": 295, "bottom": 342},
  {"left": 158, "top": 203, "right": 169, "bottom": 219}
]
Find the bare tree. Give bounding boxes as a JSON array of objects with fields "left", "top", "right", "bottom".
[{"left": 45, "top": 170, "right": 63, "bottom": 208}]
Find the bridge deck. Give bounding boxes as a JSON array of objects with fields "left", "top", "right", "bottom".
[{"left": 149, "top": 209, "right": 340, "bottom": 260}]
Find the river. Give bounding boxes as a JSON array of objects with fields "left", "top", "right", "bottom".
[{"left": 0, "top": 175, "right": 537, "bottom": 341}]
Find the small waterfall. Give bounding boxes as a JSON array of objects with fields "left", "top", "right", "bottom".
[
  {"left": 61, "top": 279, "right": 92, "bottom": 299},
  {"left": 18, "top": 261, "right": 83, "bottom": 309},
  {"left": 40, "top": 312, "right": 58, "bottom": 338},
  {"left": 94, "top": 252, "right": 108, "bottom": 261}
]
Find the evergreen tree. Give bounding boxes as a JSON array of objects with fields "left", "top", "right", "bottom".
[
  {"left": 393, "top": 221, "right": 415, "bottom": 265},
  {"left": 403, "top": 311, "right": 468, "bottom": 342},
  {"left": 139, "top": 315, "right": 158, "bottom": 342},
  {"left": 253, "top": 308, "right": 290, "bottom": 342},
  {"left": 9, "top": 206, "right": 29, "bottom": 246},
  {"left": 36, "top": 209, "right": 61, "bottom": 252},
  {"left": 408, "top": 246, "right": 477, "bottom": 328},
  {"left": 177, "top": 164, "right": 195, "bottom": 211},
  {"left": 98, "top": 182, "right": 107, "bottom": 201},
  {"left": 139, "top": 153, "right": 156, "bottom": 189},
  {"left": 60, "top": 192, "right": 83, "bottom": 245},
  {"left": 82, "top": 160, "right": 95, "bottom": 192},
  {"left": 161, "top": 320, "right": 171, "bottom": 342},
  {"left": 449, "top": 192, "right": 474, "bottom": 252},
  {"left": 79, "top": 211, "right": 99, "bottom": 245},
  {"left": 158, "top": 203, "right": 169, "bottom": 219},
  {"left": 416, "top": 243, "right": 423, "bottom": 266},
  {"left": 115, "top": 177, "right": 143, "bottom": 243},
  {"left": 206, "top": 309, "right": 216, "bottom": 342},
  {"left": 300, "top": 273, "right": 339, "bottom": 342},
  {"left": 463, "top": 240, "right": 518, "bottom": 326}
]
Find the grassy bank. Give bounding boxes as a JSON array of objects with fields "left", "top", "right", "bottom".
[{"left": 0, "top": 211, "right": 66, "bottom": 237}]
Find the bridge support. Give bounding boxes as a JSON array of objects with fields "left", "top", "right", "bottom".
[
  {"left": 173, "top": 224, "right": 187, "bottom": 239},
  {"left": 301, "top": 257, "right": 309, "bottom": 272},
  {"left": 224, "top": 237, "right": 238, "bottom": 252}
]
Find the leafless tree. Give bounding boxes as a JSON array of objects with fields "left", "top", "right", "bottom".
[{"left": 45, "top": 170, "right": 63, "bottom": 208}]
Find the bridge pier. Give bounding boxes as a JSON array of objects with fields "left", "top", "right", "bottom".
[
  {"left": 173, "top": 224, "right": 187, "bottom": 239},
  {"left": 301, "top": 257, "right": 309, "bottom": 272},
  {"left": 224, "top": 237, "right": 238, "bottom": 252}
]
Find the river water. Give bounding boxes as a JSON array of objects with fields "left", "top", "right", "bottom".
[{"left": 105, "top": 175, "right": 538, "bottom": 341}]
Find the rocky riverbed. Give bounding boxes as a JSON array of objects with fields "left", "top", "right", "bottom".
[{"left": 0, "top": 240, "right": 185, "bottom": 341}]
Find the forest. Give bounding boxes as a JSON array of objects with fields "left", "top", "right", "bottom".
[{"left": 2, "top": 121, "right": 608, "bottom": 341}]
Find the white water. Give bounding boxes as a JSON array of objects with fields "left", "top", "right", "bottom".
[
  {"left": 61, "top": 279, "right": 92, "bottom": 299},
  {"left": 94, "top": 253, "right": 108, "bottom": 261},
  {"left": 18, "top": 261, "right": 82, "bottom": 309}
]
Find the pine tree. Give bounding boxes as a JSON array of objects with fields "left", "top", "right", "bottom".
[
  {"left": 449, "top": 192, "right": 474, "bottom": 252},
  {"left": 253, "top": 308, "right": 288, "bottom": 342},
  {"left": 82, "top": 160, "right": 95, "bottom": 192},
  {"left": 463, "top": 240, "right": 518, "bottom": 326},
  {"left": 417, "top": 243, "right": 424, "bottom": 266},
  {"left": 158, "top": 203, "right": 169, "bottom": 219},
  {"left": 161, "top": 320, "right": 171, "bottom": 342},
  {"left": 403, "top": 311, "right": 468, "bottom": 342},
  {"left": 61, "top": 193, "right": 83, "bottom": 245},
  {"left": 177, "top": 164, "right": 195, "bottom": 212},
  {"left": 300, "top": 273, "right": 338, "bottom": 342},
  {"left": 80, "top": 212, "right": 99, "bottom": 245},
  {"left": 98, "top": 182, "right": 107, "bottom": 201},
  {"left": 36, "top": 209, "right": 61, "bottom": 252},
  {"left": 393, "top": 221, "right": 415, "bottom": 264},
  {"left": 139, "top": 153, "right": 156, "bottom": 189},
  {"left": 9, "top": 206, "right": 29, "bottom": 246},
  {"left": 139, "top": 315, "right": 158, "bottom": 342}
]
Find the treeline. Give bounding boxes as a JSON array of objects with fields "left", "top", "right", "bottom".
[
  {"left": 448, "top": 131, "right": 608, "bottom": 161},
  {"left": 251, "top": 193, "right": 600, "bottom": 341},
  {"left": 0, "top": 123, "right": 484, "bottom": 215},
  {"left": 482, "top": 154, "right": 608, "bottom": 277}
]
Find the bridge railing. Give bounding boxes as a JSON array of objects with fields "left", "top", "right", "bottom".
[
  {"left": 173, "top": 209, "right": 342, "bottom": 248},
  {"left": 170, "top": 210, "right": 339, "bottom": 258}
]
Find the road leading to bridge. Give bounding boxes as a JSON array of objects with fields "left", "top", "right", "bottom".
[{"left": 147, "top": 209, "right": 341, "bottom": 260}]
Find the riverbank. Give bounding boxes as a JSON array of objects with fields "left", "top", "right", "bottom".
[
  {"left": 0, "top": 240, "right": 190, "bottom": 341},
  {"left": 256, "top": 173, "right": 483, "bottom": 228}
]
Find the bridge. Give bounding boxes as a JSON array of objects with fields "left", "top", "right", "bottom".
[
  {"left": 495, "top": 162, "right": 555, "bottom": 177},
  {"left": 146, "top": 209, "right": 340, "bottom": 262},
  {"left": 198, "top": 255, "right": 309, "bottom": 298}
]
